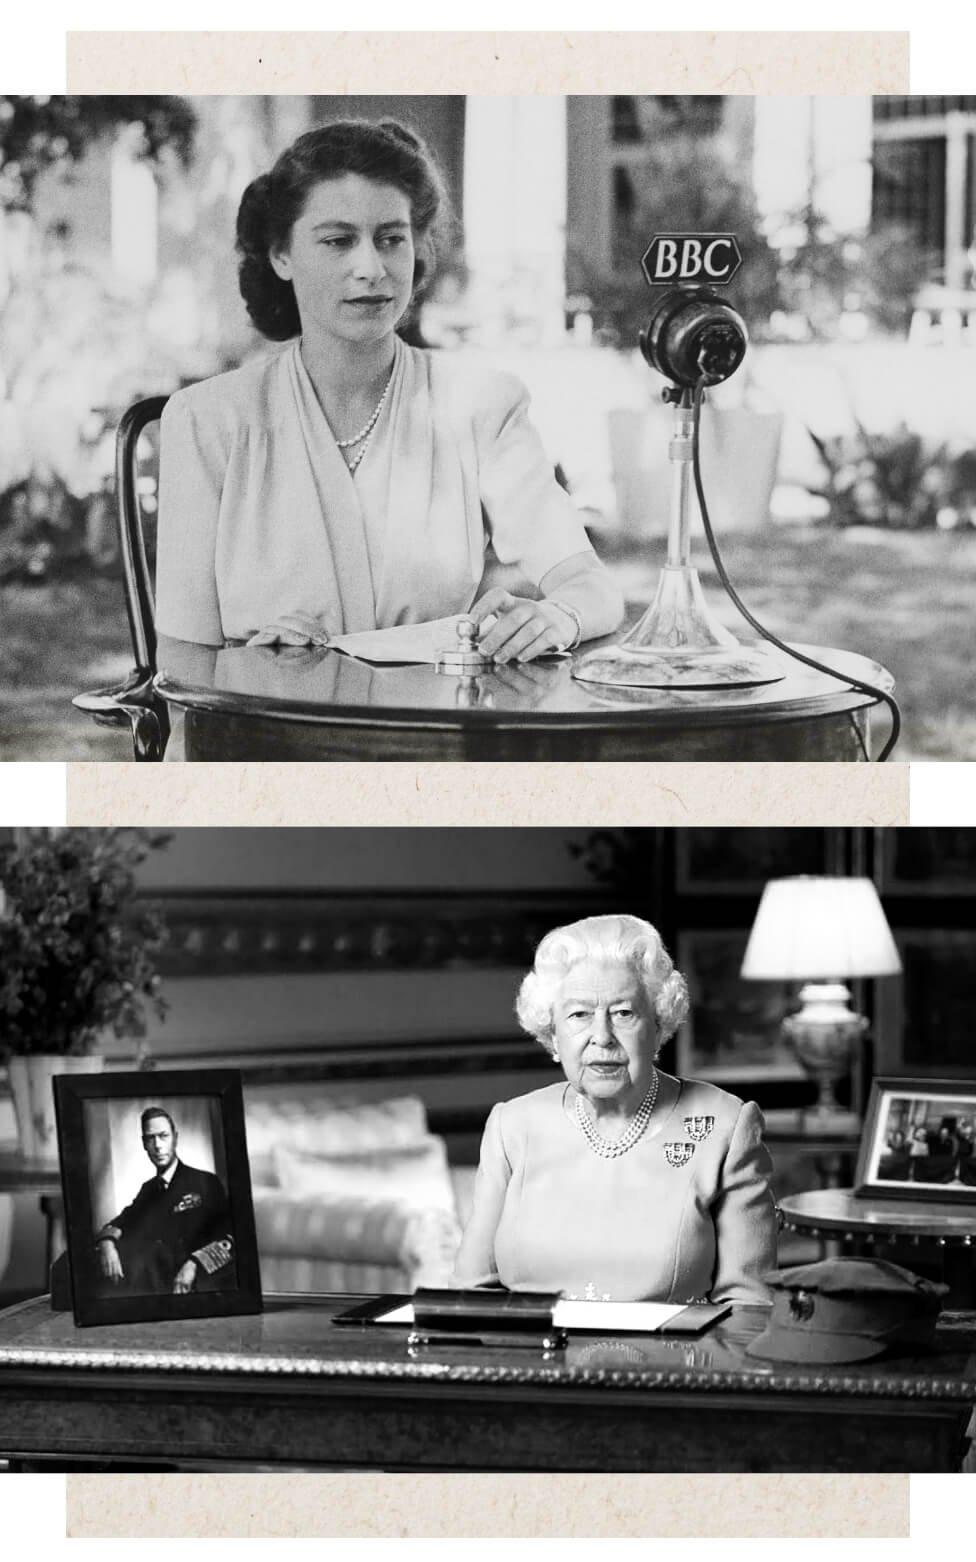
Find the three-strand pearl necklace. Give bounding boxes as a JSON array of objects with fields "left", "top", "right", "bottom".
[
  {"left": 336, "top": 364, "right": 395, "bottom": 476},
  {"left": 574, "top": 1067, "right": 659, "bottom": 1158}
]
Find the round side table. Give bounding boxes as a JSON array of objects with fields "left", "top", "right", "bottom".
[
  {"left": 153, "top": 635, "right": 894, "bottom": 761},
  {"left": 778, "top": 1188, "right": 976, "bottom": 1307}
]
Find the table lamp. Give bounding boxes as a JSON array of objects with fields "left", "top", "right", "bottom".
[{"left": 740, "top": 876, "right": 902, "bottom": 1133}]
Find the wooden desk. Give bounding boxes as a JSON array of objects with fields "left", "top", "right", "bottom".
[
  {"left": 154, "top": 637, "right": 893, "bottom": 761},
  {"left": 0, "top": 1293, "right": 972, "bottom": 1472}
]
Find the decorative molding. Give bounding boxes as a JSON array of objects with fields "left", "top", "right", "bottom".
[
  {"left": 234, "top": 1035, "right": 545, "bottom": 1084},
  {"left": 0, "top": 1340, "right": 972, "bottom": 1399},
  {"left": 148, "top": 892, "right": 611, "bottom": 979},
  {"left": 1, "top": 1295, "right": 970, "bottom": 1400}
]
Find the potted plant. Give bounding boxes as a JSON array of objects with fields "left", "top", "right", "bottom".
[{"left": 0, "top": 828, "right": 169, "bottom": 1161}]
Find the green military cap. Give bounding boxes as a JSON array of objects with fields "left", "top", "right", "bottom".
[{"left": 745, "top": 1257, "right": 947, "bottom": 1364}]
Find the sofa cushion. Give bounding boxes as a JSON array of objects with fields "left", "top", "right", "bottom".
[
  {"left": 245, "top": 1093, "right": 430, "bottom": 1187},
  {"left": 259, "top": 1255, "right": 414, "bottom": 1295},
  {"left": 272, "top": 1136, "right": 457, "bottom": 1219},
  {"left": 253, "top": 1187, "right": 460, "bottom": 1288}
]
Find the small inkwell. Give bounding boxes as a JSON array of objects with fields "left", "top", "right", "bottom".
[{"left": 435, "top": 616, "right": 494, "bottom": 674}]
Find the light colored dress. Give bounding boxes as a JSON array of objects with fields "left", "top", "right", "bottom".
[
  {"left": 155, "top": 337, "right": 594, "bottom": 646},
  {"left": 452, "top": 1076, "right": 777, "bottom": 1305}
]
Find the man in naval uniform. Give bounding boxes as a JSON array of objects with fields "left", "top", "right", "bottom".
[{"left": 95, "top": 1107, "right": 234, "bottom": 1295}]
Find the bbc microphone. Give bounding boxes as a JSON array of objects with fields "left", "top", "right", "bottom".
[
  {"left": 637, "top": 233, "right": 747, "bottom": 389},
  {"left": 639, "top": 286, "right": 747, "bottom": 389},
  {"left": 572, "top": 229, "right": 902, "bottom": 759},
  {"left": 572, "top": 228, "right": 779, "bottom": 693}
]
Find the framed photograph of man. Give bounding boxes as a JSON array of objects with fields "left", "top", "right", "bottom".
[
  {"left": 855, "top": 1077, "right": 976, "bottom": 1205},
  {"left": 53, "top": 1068, "right": 263, "bottom": 1326}
]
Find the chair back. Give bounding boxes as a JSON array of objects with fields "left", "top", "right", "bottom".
[{"left": 116, "top": 394, "right": 169, "bottom": 673}]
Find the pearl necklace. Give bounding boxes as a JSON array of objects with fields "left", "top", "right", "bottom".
[
  {"left": 335, "top": 365, "right": 395, "bottom": 476},
  {"left": 574, "top": 1069, "right": 659, "bottom": 1158}
]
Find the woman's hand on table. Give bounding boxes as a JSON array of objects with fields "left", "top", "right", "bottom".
[
  {"left": 246, "top": 613, "right": 332, "bottom": 649},
  {"left": 489, "top": 658, "right": 556, "bottom": 705},
  {"left": 468, "top": 589, "right": 578, "bottom": 663}
]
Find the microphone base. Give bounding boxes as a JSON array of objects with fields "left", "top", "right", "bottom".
[
  {"left": 573, "top": 564, "right": 788, "bottom": 690},
  {"left": 573, "top": 642, "right": 787, "bottom": 691}
]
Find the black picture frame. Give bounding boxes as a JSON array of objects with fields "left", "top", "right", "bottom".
[
  {"left": 53, "top": 1067, "right": 263, "bottom": 1327},
  {"left": 854, "top": 1076, "right": 976, "bottom": 1204}
]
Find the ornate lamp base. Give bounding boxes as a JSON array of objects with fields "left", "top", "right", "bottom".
[{"left": 783, "top": 983, "right": 867, "bottom": 1135}]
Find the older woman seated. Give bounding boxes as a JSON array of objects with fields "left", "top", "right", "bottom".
[{"left": 453, "top": 914, "right": 777, "bottom": 1305}]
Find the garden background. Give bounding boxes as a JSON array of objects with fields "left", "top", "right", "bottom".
[{"left": 2, "top": 94, "right": 975, "bottom": 759}]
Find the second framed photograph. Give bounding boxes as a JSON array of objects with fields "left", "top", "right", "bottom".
[
  {"left": 855, "top": 1077, "right": 976, "bottom": 1204},
  {"left": 53, "top": 1068, "right": 263, "bottom": 1326}
]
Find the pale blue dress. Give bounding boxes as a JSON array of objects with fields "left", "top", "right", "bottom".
[
  {"left": 452, "top": 1075, "right": 777, "bottom": 1305},
  {"left": 155, "top": 337, "right": 595, "bottom": 646}
]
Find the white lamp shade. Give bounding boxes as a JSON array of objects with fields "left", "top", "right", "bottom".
[{"left": 741, "top": 876, "right": 902, "bottom": 981}]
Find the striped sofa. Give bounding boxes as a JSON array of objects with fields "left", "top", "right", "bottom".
[{"left": 243, "top": 1087, "right": 476, "bottom": 1295}]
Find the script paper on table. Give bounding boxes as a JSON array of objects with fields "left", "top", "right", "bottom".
[
  {"left": 331, "top": 617, "right": 465, "bottom": 665},
  {"left": 375, "top": 1300, "right": 686, "bottom": 1331}
]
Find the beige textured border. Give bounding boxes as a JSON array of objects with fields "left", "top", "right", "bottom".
[
  {"left": 67, "top": 1472, "right": 908, "bottom": 1538},
  {"left": 63, "top": 26, "right": 909, "bottom": 1543},
  {"left": 66, "top": 29, "right": 910, "bottom": 94},
  {"left": 66, "top": 761, "right": 909, "bottom": 825}
]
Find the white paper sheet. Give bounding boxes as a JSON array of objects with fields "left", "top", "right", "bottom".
[
  {"left": 331, "top": 616, "right": 465, "bottom": 665},
  {"left": 552, "top": 1300, "right": 684, "bottom": 1331},
  {"left": 377, "top": 1303, "right": 416, "bottom": 1324},
  {"left": 374, "top": 1300, "right": 686, "bottom": 1332}
]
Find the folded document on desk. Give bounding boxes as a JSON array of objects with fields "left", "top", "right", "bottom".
[{"left": 376, "top": 1299, "right": 689, "bottom": 1332}]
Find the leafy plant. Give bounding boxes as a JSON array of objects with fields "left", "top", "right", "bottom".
[
  {"left": 0, "top": 472, "right": 92, "bottom": 585},
  {"left": 857, "top": 222, "right": 939, "bottom": 336},
  {"left": 774, "top": 215, "right": 935, "bottom": 340},
  {"left": 0, "top": 96, "right": 196, "bottom": 213},
  {"left": 807, "top": 420, "right": 976, "bottom": 531},
  {"left": 0, "top": 829, "right": 170, "bottom": 1058},
  {"left": 0, "top": 98, "right": 200, "bottom": 579},
  {"left": 567, "top": 128, "right": 783, "bottom": 346}
]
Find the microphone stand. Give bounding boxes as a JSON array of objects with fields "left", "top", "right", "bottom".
[{"left": 574, "top": 385, "right": 786, "bottom": 692}]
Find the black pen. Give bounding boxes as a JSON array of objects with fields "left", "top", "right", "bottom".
[{"left": 407, "top": 1330, "right": 567, "bottom": 1352}]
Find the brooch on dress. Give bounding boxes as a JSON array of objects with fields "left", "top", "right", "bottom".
[
  {"left": 664, "top": 1141, "right": 695, "bottom": 1168},
  {"left": 683, "top": 1115, "right": 715, "bottom": 1143}
]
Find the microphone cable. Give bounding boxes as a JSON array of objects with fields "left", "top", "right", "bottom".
[{"left": 690, "top": 375, "right": 901, "bottom": 762}]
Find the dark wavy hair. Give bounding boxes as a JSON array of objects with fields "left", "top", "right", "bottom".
[
  {"left": 141, "top": 1107, "right": 176, "bottom": 1136},
  {"left": 236, "top": 117, "right": 449, "bottom": 341}
]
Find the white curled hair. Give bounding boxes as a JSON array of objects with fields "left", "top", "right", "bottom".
[{"left": 516, "top": 914, "right": 689, "bottom": 1058}]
